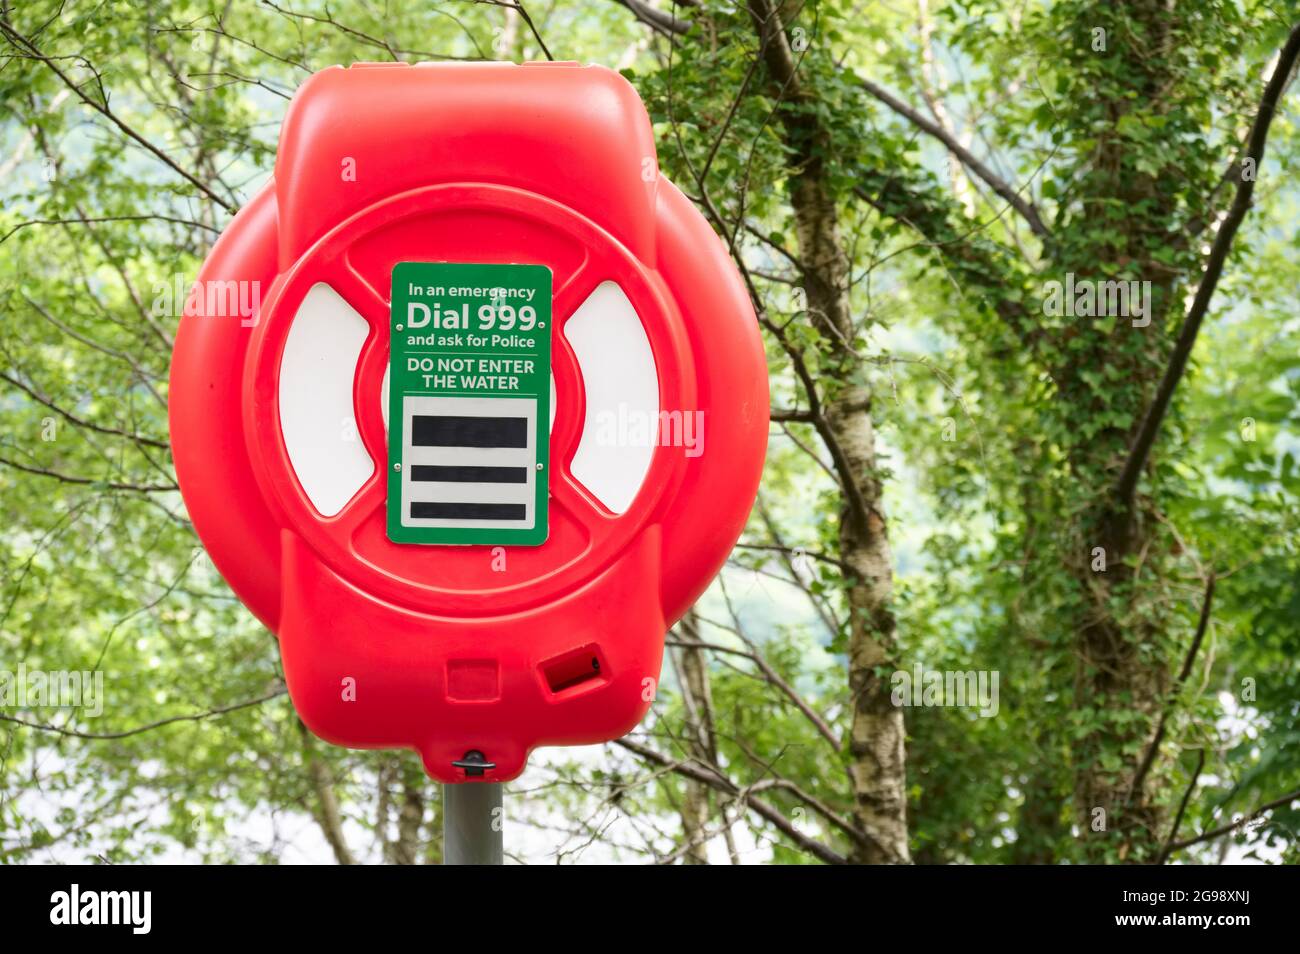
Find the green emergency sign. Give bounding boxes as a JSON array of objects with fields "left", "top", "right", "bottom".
[{"left": 386, "top": 261, "right": 552, "bottom": 546}]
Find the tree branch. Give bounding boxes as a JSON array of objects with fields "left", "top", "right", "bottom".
[
  {"left": 474, "top": 1, "right": 553, "bottom": 60},
  {"left": 0, "top": 214, "right": 220, "bottom": 246},
  {"left": 0, "top": 685, "right": 286, "bottom": 739},
  {"left": 1158, "top": 748, "right": 1205, "bottom": 864},
  {"left": 615, "top": 737, "right": 847, "bottom": 864},
  {"left": 856, "top": 76, "right": 1050, "bottom": 240},
  {"left": 0, "top": 20, "right": 238, "bottom": 213},
  {"left": 1116, "top": 23, "right": 1300, "bottom": 510},
  {"left": 770, "top": 407, "right": 814, "bottom": 422},
  {"left": 611, "top": 0, "right": 691, "bottom": 37},
  {"left": 1126, "top": 574, "right": 1215, "bottom": 807},
  {"left": 0, "top": 452, "right": 176, "bottom": 493},
  {"left": 0, "top": 371, "right": 170, "bottom": 450},
  {"left": 1162, "top": 788, "right": 1300, "bottom": 857}
]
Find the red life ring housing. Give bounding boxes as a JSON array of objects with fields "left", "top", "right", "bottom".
[{"left": 169, "top": 63, "right": 767, "bottom": 782}]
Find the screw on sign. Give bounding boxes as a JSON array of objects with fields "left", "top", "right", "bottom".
[{"left": 169, "top": 62, "right": 768, "bottom": 861}]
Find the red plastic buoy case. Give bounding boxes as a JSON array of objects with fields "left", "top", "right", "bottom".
[{"left": 170, "top": 62, "right": 768, "bottom": 783}]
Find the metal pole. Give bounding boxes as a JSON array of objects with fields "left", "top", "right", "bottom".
[{"left": 443, "top": 782, "right": 503, "bottom": 865}]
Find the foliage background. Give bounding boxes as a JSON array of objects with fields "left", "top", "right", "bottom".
[{"left": 1, "top": 0, "right": 1298, "bottom": 863}]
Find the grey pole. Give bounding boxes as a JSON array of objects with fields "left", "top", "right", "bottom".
[{"left": 443, "top": 782, "right": 503, "bottom": 865}]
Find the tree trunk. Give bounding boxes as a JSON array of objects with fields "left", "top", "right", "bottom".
[
  {"left": 677, "top": 636, "right": 714, "bottom": 864},
  {"left": 1046, "top": 0, "right": 1189, "bottom": 862},
  {"left": 299, "top": 720, "right": 355, "bottom": 865},
  {"left": 392, "top": 760, "right": 426, "bottom": 865},
  {"left": 828, "top": 387, "right": 908, "bottom": 864},
  {"left": 748, "top": 0, "right": 909, "bottom": 864}
]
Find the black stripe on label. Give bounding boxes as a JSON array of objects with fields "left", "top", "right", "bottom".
[
  {"left": 411, "top": 465, "right": 528, "bottom": 484},
  {"left": 410, "top": 502, "right": 527, "bottom": 521},
  {"left": 412, "top": 415, "right": 528, "bottom": 448}
]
